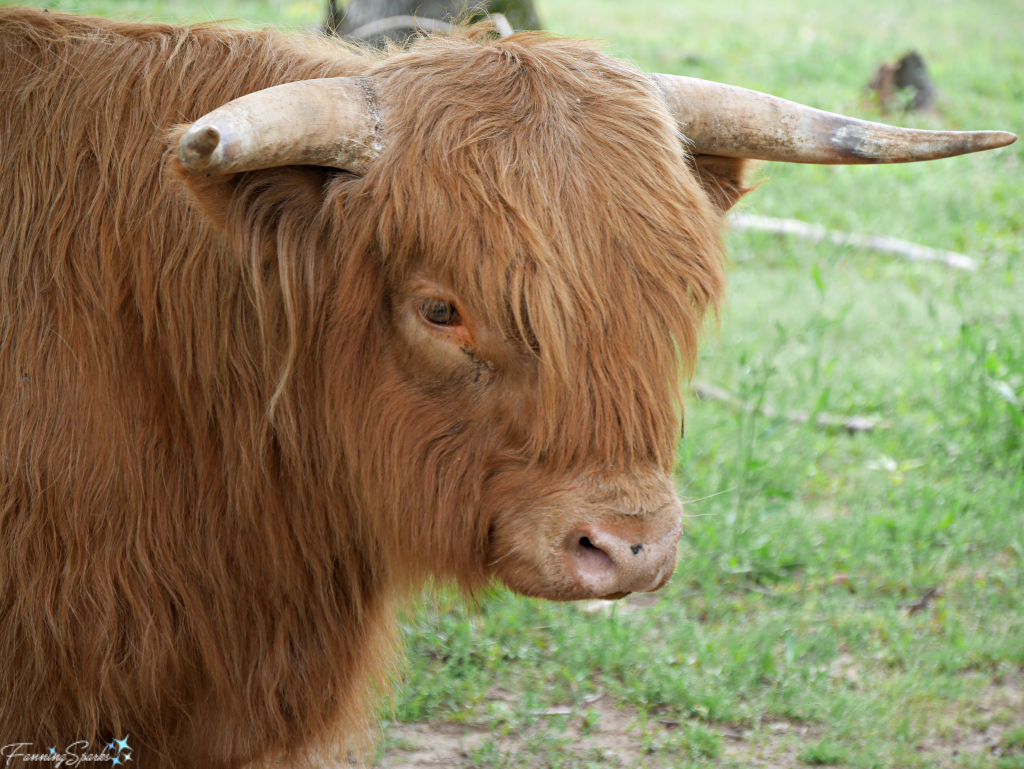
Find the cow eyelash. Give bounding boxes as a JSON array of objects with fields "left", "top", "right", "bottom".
[{"left": 419, "top": 299, "right": 462, "bottom": 327}]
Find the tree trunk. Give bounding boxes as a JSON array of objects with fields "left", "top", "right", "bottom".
[{"left": 325, "top": 0, "right": 540, "bottom": 43}]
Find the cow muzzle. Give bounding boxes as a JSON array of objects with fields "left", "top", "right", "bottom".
[
  {"left": 566, "top": 509, "right": 681, "bottom": 599},
  {"left": 487, "top": 471, "right": 684, "bottom": 601}
]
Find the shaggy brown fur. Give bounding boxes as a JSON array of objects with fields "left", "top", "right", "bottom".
[{"left": 0, "top": 8, "right": 747, "bottom": 767}]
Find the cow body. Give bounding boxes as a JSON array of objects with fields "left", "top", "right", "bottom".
[
  {"left": 0, "top": 13, "right": 390, "bottom": 765},
  {"left": 0, "top": 8, "right": 731, "bottom": 766}
]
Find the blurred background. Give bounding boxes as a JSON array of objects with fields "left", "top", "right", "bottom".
[{"left": 10, "top": 0, "right": 1023, "bottom": 765}]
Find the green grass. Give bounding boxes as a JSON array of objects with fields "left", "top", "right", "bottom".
[
  {"left": 800, "top": 740, "right": 849, "bottom": 766},
  {"left": 8, "top": 0, "right": 1022, "bottom": 765}
]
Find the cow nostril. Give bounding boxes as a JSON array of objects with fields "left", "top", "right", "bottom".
[{"left": 574, "top": 535, "right": 615, "bottom": 575}]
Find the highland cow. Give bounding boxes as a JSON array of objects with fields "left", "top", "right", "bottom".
[{"left": 0, "top": 7, "right": 1014, "bottom": 768}]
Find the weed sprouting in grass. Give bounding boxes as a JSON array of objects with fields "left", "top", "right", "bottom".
[
  {"left": 637, "top": 711, "right": 724, "bottom": 760},
  {"left": 799, "top": 739, "right": 848, "bottom": 766},
  {"left": 1003, "top": 727, "right": 1024, "bottom": 754},
  {"left": 949, "top": 294, "right": 1024, "bottom": 469},
  {"left": 731, "top": 332, "right": 786, "bottom": 518}
]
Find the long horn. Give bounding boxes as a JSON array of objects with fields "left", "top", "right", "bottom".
[
  {"left": 649, "top": 74, "right": 1016, "bottom": 163},
  {"left": 178, "top": 77, "right": 383, "bottom": 176}
]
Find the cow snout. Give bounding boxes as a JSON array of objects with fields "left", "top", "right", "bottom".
[
  {"left": 566, "top": 511, "right": 681, "bottom": 599},
  {"left": 486, "top": 471, "right": 685, "bottom": 602}
]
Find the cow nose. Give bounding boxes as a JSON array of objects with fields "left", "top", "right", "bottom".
[{"left": 567, "top": 516, "right": 681, "bottom": 599}]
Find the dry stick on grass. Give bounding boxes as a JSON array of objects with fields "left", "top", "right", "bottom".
[
  {"left": 691, "top": 380, "right": 891, "bottom": 434},
  {"left": 729, "top": 213, "right": 979, "bottom": 271}
]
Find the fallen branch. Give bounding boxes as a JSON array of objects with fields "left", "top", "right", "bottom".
[
  {"left": 691, "top": 380, "right": 891, "bottom": 434},
  {"left": 729, "top": 213, "right": 978, "bottom": 271},
  {"left": 902, "top": 585, "right": 941, "bottom": 614}
]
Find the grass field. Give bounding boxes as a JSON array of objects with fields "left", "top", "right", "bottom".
[{"left": 8, "top": 0, "right": 1023, "bottom": 765}]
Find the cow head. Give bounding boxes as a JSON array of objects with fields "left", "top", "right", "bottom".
[{"left": 174, "top": 32, "right": 1014, "bottom": 601}]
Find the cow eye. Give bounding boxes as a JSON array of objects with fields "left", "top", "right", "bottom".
[{"left": 420, "top": 299, "right": 461, "bottom": 327}]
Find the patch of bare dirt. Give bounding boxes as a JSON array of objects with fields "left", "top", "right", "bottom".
[
  {"left": 914, "top": 672, "right": 1024, "bottom": 767},
  {"left": 351, "top": 696, "right": 644, "bottom": 768},
  {"left": 376, "top": 722, "right": 489, "bottom": 767},
  {"left": 335, "top": 673, "right": 1023, "bottom": 768},
  {"left": 712, "top": 717, "right": 831, "bottom": 769},
  {"left": 337, "top": 698, "right": 821, "bottom": 768}
]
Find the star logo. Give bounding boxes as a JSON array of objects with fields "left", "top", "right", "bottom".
[
  {"left": 107, "top": 742, "right": 116, "bottom": 752},
  {"left": 48, "top": 748, "right": 56, "bottom": 756},
  {"left": 115, "top": 736, "right": 131, "bottom": 753},
  {"left": 112, "top": 757, "right": 121, "bottom": 767},
  {"left": 124, "top": 755, "right": 132, "bottom": 762}
]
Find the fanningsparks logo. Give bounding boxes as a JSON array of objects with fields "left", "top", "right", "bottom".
[{"left": 1, "top": 736, "right": 132, "bottom": 766}]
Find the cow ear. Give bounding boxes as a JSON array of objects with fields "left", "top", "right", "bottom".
[{"left": 690, "top": 155, "right": 758, "bottom": 213}]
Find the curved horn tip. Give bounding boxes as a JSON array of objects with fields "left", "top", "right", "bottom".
[
  {"left": 648, "top": 72, "right": 1018, "bottom": 164},
  {"left": 179, "top": 124, "right": 221, "bottom": 170},
  {"left": 987, "top": 131, "right": 1017, "bottom": 149}
]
